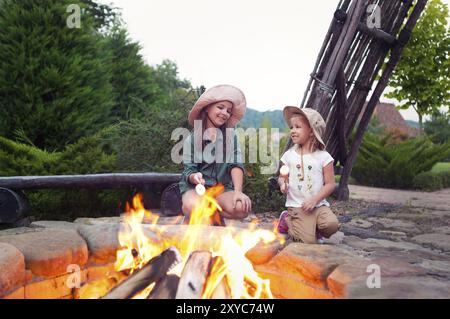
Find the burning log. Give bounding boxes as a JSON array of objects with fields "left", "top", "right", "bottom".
[
  {"left": 102, "top": 247, "right": 181, "bottom": 299},
  {"left": 207, "top": 257, "right": 231, "bottom": 299},
  {"left": 175, "top": 251, "right": 212, "bottom": 299},
  {"left": 148, "top": 275, "right": 180, "bottom": 299}
]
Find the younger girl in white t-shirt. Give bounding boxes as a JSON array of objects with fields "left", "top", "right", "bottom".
[{"left": 277, "top": 106, "right": 339, "bottom": 244}]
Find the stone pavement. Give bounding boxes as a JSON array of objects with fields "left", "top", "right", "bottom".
[
  {"left": 348, "top": 185, "right": 450, "bottom": 211},
  {"left": 1, "top": 185, "right": 449, "bottom": 299}
]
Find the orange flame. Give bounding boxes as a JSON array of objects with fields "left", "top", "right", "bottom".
[{"left": 82, "top": 185, "right": 279, "bottom": 299}]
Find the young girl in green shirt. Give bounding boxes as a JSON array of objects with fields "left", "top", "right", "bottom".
[{"left": 179, "top": 85, "right": 252, "bottom": 224}]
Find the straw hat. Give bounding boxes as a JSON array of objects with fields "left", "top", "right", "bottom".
[
  {"left": 283, "top": 106, "right": 327, "bottom": 150},
  {"left": 188, "top": 85, "right": 246, "bottom": 128}
]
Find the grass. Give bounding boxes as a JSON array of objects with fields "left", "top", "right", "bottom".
[{"left": 431, "top": 162, "right": 450, "bottom": 173}]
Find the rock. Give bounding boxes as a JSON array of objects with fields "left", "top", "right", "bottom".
[
  {"left": 345, "top": 276, "right": 450, "bottom": 299},
  {"left": 246, "top": 241, "right": 284, "bottom": 265},
  {"left": 340, "top": 224, "right": 391, "bottom": 240},
  {"left": 379, "top": 230, "right": 407, "bottom": 239},
  {"left": 30, "top": 221, "right": 79, "bottom": 231},
  {"left": 433, "top": 226, "right": 450, "bottom": 235},
  {"left": 0, "top": 227, "right": 42, "bottom": 237},
  {"left": 343, "top": 236, "right": 428, "bottom": 253},
  {"left": 323, "top": 231, "right": 345, "bottom": 245},
  {"left": 254, "top": 264, "right": 333, "bottom": 299},
  {"left": 268, "top": 243, "right": 361, "bottom": 288},
  {"left": 411, "top": 233, "right": 450, "bottom": 252},
  {"left": 327, "top": 257, "right": 427, "bottom": 298},
  {"left": 370, "top": 249, "right": 449, "bottom": 264},
  {"left": 74, "top": 217, "right": 122, "bottom": 226},
  {"left": 156, "top": 216, "right": 184, "bottom": 225},
  {"left": 0, "top": 243, "right": 26, "bottom": 297},
  {"left": 77, "top": 224, "right": 121, "bottom": 264},
  {"left": 348, "top": 219, "right": 373, "bottom": 229},
  {"left": 418, "top": 259, "right": 450, "bottom": 278},
  {"left": 24, "top": 271, "right": 87, "bottom": 299},
  {"left": 367, "top": 217, "right": 421, "bottom": 234},
  {"left": 3, "top": 287, "right": 25, "bottom": 299},
  {"left": 0, "top": 229, "right": 88, "bottom": 277}
]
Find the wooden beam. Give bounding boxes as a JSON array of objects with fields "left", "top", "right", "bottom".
[
  {"left": 335, "top": 65, "right": 349, "bottom": 165},
  {"left": 337, "top": 0, "right": 429, "bottom": 200},
  {"left": 0, "top": 173, "right": 182, "bottom": 190},
  {"left": 357, "top": 23, "right": 397, "bottom": 45}
]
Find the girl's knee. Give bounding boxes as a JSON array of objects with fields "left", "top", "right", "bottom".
[
  {"left": 318, "top": 216, "right": 339, "bottom": 237},
  {"left": 224, "top": 201, "right": 248, "bottom": 219},
  {"left": 181, "top": 192, "right": 199, "bottom": 216}
]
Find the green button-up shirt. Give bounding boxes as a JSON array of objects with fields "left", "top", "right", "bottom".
[{"left": 178, "top": 130, "right": 245, "bottom": 195}]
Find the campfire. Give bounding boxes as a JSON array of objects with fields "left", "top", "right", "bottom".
[{"left": 77, "top": 185, "right": 282, "bottom": 299}]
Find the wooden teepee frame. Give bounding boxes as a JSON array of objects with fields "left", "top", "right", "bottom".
[{"left": 280, "top": 0, "right": 428, "bottom": 200}]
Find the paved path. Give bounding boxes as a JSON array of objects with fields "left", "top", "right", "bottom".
[{"left": 348, "top": 185, "right": 450, "bottom": 211}]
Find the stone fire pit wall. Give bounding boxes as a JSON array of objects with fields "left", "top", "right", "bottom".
[{"left": 1, "top": 220, "right": 448, "bottom": 299}]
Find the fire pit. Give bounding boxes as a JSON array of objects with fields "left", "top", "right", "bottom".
[
  {"left": 2, "top": 185, "right": 442, "bottom": 299},
  {"left": 77, "top": 186, "right": 280, "bottom": 299}
]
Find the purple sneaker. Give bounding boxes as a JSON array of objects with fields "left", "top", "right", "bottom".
[
  {"left": 277, "top": 210, "right": 289, "bottom": 234},
  {"left": 316, "top": 229, "right": 325, "bottom": 244}
]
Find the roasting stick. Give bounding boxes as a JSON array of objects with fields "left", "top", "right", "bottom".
[{"left": 102, "top": 247, "right": 182, "bottom": 299}]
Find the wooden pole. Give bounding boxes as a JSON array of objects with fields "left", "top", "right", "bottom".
[{"left": 0, "top": 173, "right": 182, "bottom": 190}]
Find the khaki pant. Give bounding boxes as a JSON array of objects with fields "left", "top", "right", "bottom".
[{"left": 286, "top": 206, "right": 339, "bottom": 244}]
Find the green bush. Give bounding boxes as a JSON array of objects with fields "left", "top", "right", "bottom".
[
  {"left": 351, "top": 133, "right": 450, "bottom": 189},
  {"left": 241, "top": 133, "right": 287, "bottom": 214},
  {"left": 244, "top": 162, "right": 285, "bottom": 214},
  {"left": 413, "top": 170, "right": 450, "bottom": 191},
  {"left": 0, "top": 132, "right": 128, "bottom": 220},
  {"left": 412, "top": 171, "right": 444, "bottom": 191}
]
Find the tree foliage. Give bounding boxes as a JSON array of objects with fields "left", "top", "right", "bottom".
[
  {"left": 424, "top": 110, "right": 450, "bottom": 145},
  {"left": 387, "top": 0, "right": 450, "bottom": 131},
  {"left": 0, "top": 0, "right": 114, "bottom": 150}
]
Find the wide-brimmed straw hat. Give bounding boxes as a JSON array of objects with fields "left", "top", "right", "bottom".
[
  {"left": 283, "top": 106, "right": 327, "bottom": 150},
  {"left": 188, "top": 85, "right": 246, "bottom": 128}
]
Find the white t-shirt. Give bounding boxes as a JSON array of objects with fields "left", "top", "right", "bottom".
[{"left": 280, "top": 146, "right": 334, "bottom": 208}]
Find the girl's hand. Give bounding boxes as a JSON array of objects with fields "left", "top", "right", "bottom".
[
  {"left": 189, "top": 172, "right": 205, "bottom": 185},
  {"left": 278, "top": 177, "right": 288, "bottom": 195},
  {"left": 233, "top": 191, "right": 252, "bottom": 214},
  {"left": 302, "top": 197, "right": 318, "bottom": 213}
]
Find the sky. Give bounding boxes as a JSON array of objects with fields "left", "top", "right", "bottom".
[{"left": 99, "top": 0, "right": 450, "bottom": 122}]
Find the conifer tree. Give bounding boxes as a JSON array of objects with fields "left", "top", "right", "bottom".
[{"left": 0, "top": 0, "right": 114, "bottom": 150}]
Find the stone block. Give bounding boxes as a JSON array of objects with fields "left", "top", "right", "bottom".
[
  {"left": 0, "top": 229, "right": 88, "bottom": 277},
  {"left": 0, "top": 243, "right": 26, "bottom": 297},
  {"left": 268, "top": 243, "right": 361, "bottom": 288}
]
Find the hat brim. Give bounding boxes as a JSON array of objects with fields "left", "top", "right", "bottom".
[
  {"left": 188, "top": 85, "right": 246, "bottom": 128},
  {"left": 283, "top": 106, "right": 326, "bottom": 149}
]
